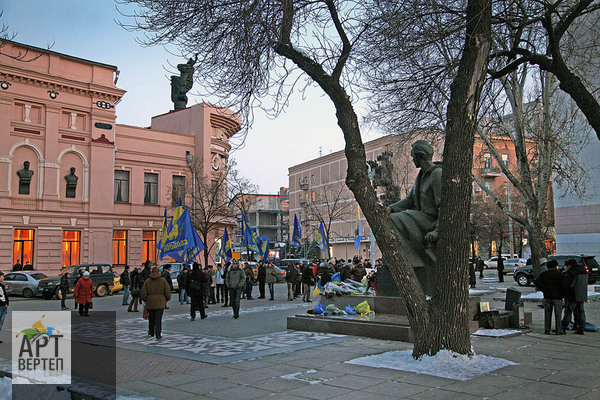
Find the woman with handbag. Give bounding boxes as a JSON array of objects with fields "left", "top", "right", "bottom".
[
  {"left": 128, "top": 267, "right": 142, "bottom": 312},
  {"left": 141, "top": 266, "right": 171, "bottom": 340},
  {"left": 186, "top": 262, "right": 208, "bottom": 321},
  {"left": 74, "top": 271, "right": 94, "bottom": 317}
]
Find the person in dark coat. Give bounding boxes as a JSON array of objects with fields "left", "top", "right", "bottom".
[
  {"left": 301, "top": 264, "right": 314, "bottom": 302},
  {"left": 140, "top": 261, "right": 152, "bottom": 283},
  {"left": 177, "top": 268, "right": 191, "bottom": 305},
  {"left": 257, "top": 261, "right": 267, "bottom": 299},
  {"left": 243, "top": 263, "right": 255, "bottom": 300},
  {"left": 59, "top": 271, "right": 70, "bottom": 310},
  {"left": 469, "top": 260, "right": 476, "bottom": 288},
  {"left": 221, "top": 262, "right": 230, "bottom": 307},
  {"left": 316, "top": 262, "right": 334, "bottom": 286},
  {"left": 497, "top": 256, "right": 505, "bottom": 282},
  {"left": 12, "top": 259, "right": 22, "bottom": 271},
  {"left": 186, "top": 262, "right": 208, "bottom": 321},
  {"left": 285, "top": 263, "right": 299, "bottom": 301},
  {"left": 120, "top": 265, "right": 131, "bottom": 306},
  {"left": 128, "top": 268, "right": 143, "bottom": 312},
  {"left": 339, "top": 263, "right": 351, "bottom": 282},
  {"left": 74, "top": 271, "right": 94, "bottom": 316},
  {"left": 265, "top": 262, "right": 278, "bottom": 300},
  {"left": 561, "top": 258, "right": 588, "bottom": 334},
  {"left": 225, "top": 261, "right": 246, "bottom": 319},
  {"left": 350, "top": 262, "right": 367, "bottom": 282},
  {"left": 141, "top": 266, "right": 171, "bottom": 339},
  {"left": 476, "top": 256, "right": 485, "bottom": 279},
  {"left": 535, "top": 260, "right": 566, "bottom": 335}
]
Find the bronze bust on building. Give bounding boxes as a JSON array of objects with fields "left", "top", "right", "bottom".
[
  {"left": 16, "top": 161, "right": 34, "bottom": 195},
  {"left": 64, "top": 167, "right": 78, "bottom": 198}
]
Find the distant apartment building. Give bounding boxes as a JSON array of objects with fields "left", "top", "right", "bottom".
[
  {"left": 233, "top": 189, "right": 289, "bottom": 258},
  {"left": 0, "top": 40, "right": 239, "bottom": 274}
]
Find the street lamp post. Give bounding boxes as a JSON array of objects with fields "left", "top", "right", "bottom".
[{"left": 185, "top": 151, "right": 196, "bottom": 215}]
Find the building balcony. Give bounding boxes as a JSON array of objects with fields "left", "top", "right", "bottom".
[
  {"left": 299, "top": 200, "right": 310, "bottom": 207},
  {"left": 480, "top": 167, "right": 502, "bottom": 177},
  {"left": 299, "top": 182, "right": 309, "bottom": 190}
]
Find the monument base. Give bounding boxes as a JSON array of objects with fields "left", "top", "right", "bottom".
[{"left": 376, "top": 265, "right": 435, "bottom": 296}]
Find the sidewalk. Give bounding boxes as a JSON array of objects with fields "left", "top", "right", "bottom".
[{"left": 113, "top": 296, "right": 600, "bottom": 399}]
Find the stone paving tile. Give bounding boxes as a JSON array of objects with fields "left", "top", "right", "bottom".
[
  {"left": 575, "top": 390, "right": 600, "bottom": 400},
  {"left": 182, "top": 365, "right": 238, "bottom": 380},
  {"left": 407, "top": 388, "right": 483, "bottom": 400},
  {"left": 540, "top": 370, "right": 600, "bottom": 390},
  {"left": 365, "top": 380, "right": 429, "bottom": 397},
  {"left": 443, "top": 374, "right": 532, "bottom": 396},
  {"left": 493, "top": 364, "right": 554, "bottom": 380},
  {"left": 119, "top": 380, "right": 165, "bottom": 394},
  {"left": 203, "top": 383, "right": 274, "bottom": 400},
  {"left": 176, "top": 379, "right": 237, "bottom": 396},
  {"left": 285, "top": 382, "right": 355, "bottom": 399},
  {"left": 330, "top": 389, "right": 406, "bottom": 400},
  {"left": 141, "top": 372, "right": 203, "bottom": 387},
  {"left": 321, "top": 374, "right": 386, "bottom": 390},
  {"left": 245, "top": 375, "right": 312, "bottom": 392},
  {"left": 517, "top": 380, "right": 590, "bottom": 398},
  {"left": 142, "top": 387, "right": 196, "bottom": 400}
]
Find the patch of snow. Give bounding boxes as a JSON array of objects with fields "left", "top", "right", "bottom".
[
  {"left": 279, "top": 371, "right": 331, "bottom": 385},
  {"left": 346, "top": 349, "right": 517, "bottom": 381},
  {"left": 520, "top": 291, "right": 600, "bottom": 300},
  {"left": 472, "top": 329, "right": 523, "bottom": 337}
]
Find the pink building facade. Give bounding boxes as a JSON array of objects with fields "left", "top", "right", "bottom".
[{"left": 0, "top": 41, "right": 239, "bottom": 274}]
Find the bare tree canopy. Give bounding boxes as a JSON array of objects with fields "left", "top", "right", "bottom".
[
  {"left": 119, "top": 0, "right": 492, "bottom": 359},
  {"left": 362, "top": 0, "right": 600, "bottom": 141}
]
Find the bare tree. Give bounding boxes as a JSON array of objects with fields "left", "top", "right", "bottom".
[
  {"left": 308, "top": 183, "right": 354, "bottom": 254},
  {"left": 120, "top": 0, "right": 491, "bottom": 358}
]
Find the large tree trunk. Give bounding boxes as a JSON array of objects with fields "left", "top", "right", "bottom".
[
  {"left": 276, "top": 0, "right": 490, "bottom": 358},
  {"left": 430, "top": 0, "right": 492, "bottom": 355}
]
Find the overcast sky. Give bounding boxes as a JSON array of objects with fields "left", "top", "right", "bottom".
[{"left": 2, "top": 1, "right": 382, "bottom": 194}]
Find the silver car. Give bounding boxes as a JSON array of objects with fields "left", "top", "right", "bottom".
[{"left": 3, "top": 271, "right": 47, "bottom": 298}]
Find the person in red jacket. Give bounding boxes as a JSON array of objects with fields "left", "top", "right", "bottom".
[{"left": 75, "top": 271, "right": 94, "bottom": 316}]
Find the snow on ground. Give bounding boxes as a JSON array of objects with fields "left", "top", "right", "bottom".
[
  {"left": 520, "top": 291, "right": 600, "bottom": 300},
  {"left": 346, "top": 350, "right": 517, "bottom": 381},
  {"left": 472, "top": 328, "right": 523, "bottom": 337},
  {"left": 280, "top": 369, "right": 332, "bottom": 385}
]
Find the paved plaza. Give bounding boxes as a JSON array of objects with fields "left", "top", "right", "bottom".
[{"left": 1, "top": 275, "right": 599, "bottom": 399}]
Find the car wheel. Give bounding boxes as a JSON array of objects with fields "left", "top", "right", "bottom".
[
  {"left": 516, "top": 274, "right": 530, "bottom": 287},
  {"left": 23, "top": 288, "right": 34, "bottom": 298},
  {"left": 95, "top": 284, "right": 108, "bottom": 297}
]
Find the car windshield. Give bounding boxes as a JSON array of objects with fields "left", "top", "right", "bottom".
[
  {"left": 60, "top": 266, "right": 77, "bottom": 276},
  {"left": 30, "top": 273, "right": 47, "bottom": 280}
]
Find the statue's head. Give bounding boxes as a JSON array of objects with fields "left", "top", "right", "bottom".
[
  {"left": 70, "top": 167, "right": 76, "bottom": 174},
  {"left": 411, "top": 140, "right": 434, "bottom": 166},
  {"left": 23, "top": 161, "right": 30, "bottom": 169}
]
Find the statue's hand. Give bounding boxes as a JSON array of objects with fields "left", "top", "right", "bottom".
[{"left": 424, "top": 230, "right": 438, "bottom": 243}]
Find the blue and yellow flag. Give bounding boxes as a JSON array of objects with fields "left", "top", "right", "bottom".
[
  {"left": 259, "top": 235, "right": 270, "bottom": 261},
  {"left": 354, "top": 206, "right": 362, "bottom": 251},
  {"left": 160, "top": 207, "right": 205, "bottom": 262},
  {"left": 217, "top": 228, "right": 233, "bottom": 263},
  {"left": 292, "top": 214, "right": 302, "bottom": 248},
  {"left": 241, "top": 214, "right": 261, "bottom": 253},
  {"left": 316, "top": 220, "right": 328, "bottom": 252}
]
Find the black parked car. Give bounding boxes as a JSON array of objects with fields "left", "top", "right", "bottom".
[
  {"left": 38, "top": 264, "right": 115, "bottom": 299},
  {"left": 513, "top": 255, "right": 600, "bottom": 286}
]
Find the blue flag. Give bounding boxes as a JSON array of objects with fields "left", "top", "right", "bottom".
[
  {"left": 259, "top": 235, "right": 270, "bottom": 261},
  {"left": 292, "top": 214, "right": 302, "bottom": 248},
  {"left": 160, "top": 207, "right": 205, "bottom": 261},
  {"left": 354, "top": 206, "right": 362, "bottom": 251},
  {"left": 316, "top": 220, "right": 328, "bottom": 252},
  {"left": 217, "top": 227, "right": 233, "bottom": 263},
  {"left": 241, "top": 214, "right": 261, "bottom": 253}
]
